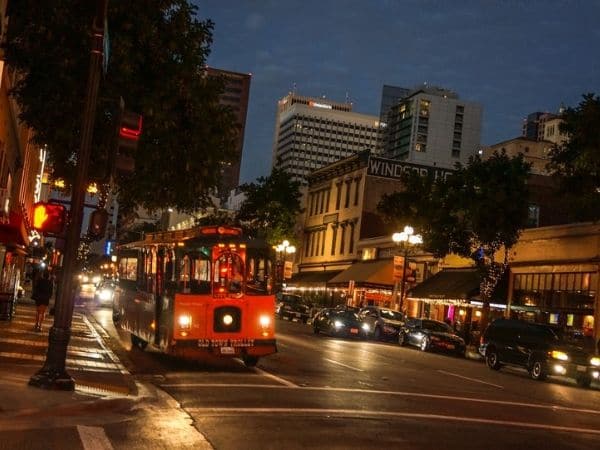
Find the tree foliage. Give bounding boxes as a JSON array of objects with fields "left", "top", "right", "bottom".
[
  {"left": 379, "top": 151, "right": 531, "bottom": 262},
  {"left": 548, "top": 93, "right": 600, "bottom": 222},
  {"left": 2, "top": 0, "right": 238, "bottom": 213},
  {"left": 378, "top": 150, "right": 531, "bottom": 290},
  {"left": 236, "top": 167, "right": 303, "bottom": 246}
]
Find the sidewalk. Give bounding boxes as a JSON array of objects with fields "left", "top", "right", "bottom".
[{"left": 0, "top": 298, "right": 214, "bottom": 449}]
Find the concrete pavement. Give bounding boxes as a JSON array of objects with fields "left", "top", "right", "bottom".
[{"left": 0, "top": 297, "right": 214, "bottom": 449}]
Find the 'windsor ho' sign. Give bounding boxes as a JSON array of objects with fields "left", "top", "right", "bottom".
[{"left": 367, "top": 155, "right": 453, "bottom": 181}]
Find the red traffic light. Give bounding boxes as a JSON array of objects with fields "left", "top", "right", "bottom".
[
  {"left": 32, "top": 202, "right": 67, "bottom": 236},
  {"left": 119, "top": 111, "right": 143, "bottom": 141}
]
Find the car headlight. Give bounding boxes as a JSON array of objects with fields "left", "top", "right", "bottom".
[
  {"left": 92, "top": 276, "right": 101, "bottom": 284},
  {"left": 590, "top": 357, "right": 600, "bottom": 367},
  {"left": 362, "top": 323, "right": 370, "bottom": 331},
  {"left": 178, "top": 314, "right": 192, "bottom": 329},
  {"left": 550, "top": 350, "right": 569, "bottom": 361},
  {"left": 259, "top": 315, "right": 271, "bottom": 327},
  {"left": 98, "top": 289, "right": 113, "bottom": 301},
  {"left": 82, "top": 275, "right": 89, "bottom": 283},
  {"left": 334, "top": 320, "right": 344, "bottom": 328}
]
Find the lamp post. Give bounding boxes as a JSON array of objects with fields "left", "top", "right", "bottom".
[
  {"left": 392, "top": 226, "right": 422, "bottom": 313},
  {"left": 274, "top": 240, "right": 295, "bottom": 290}
]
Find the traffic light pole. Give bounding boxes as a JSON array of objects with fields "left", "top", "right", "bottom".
[{"left": 29, "top": 0, "right": 108, "bottom": 390}]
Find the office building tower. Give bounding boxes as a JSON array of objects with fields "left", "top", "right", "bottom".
[
  {"left": 272, "top": 93, "right": 382, "bottom": 184},
  {"left": 383, "top": 86, "right": 482, "bottom": 169},
  {"left": 379, "top": 84, "right": 410, "bottom": 123},
  {"left": 206, "top": 67, "right": 251, "bottom": 200}
]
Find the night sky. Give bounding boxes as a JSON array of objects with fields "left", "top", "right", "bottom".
[{"left": 193, "top": 0, "right": 600, "bottom": 184}]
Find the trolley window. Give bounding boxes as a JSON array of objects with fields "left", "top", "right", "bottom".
[{"left": 178, "top": 250, "right": 211, "bottom": 294}]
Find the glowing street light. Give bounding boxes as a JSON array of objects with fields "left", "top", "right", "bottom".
[{"left": 392, "top": 226, "right": 422, "bottom": 311}]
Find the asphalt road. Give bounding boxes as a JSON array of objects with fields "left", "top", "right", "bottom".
[{"left": 91, "top": 307, "right": 600, "bottom": 450}]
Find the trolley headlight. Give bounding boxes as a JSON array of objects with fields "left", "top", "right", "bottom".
[
  {"left": 223, "top": 314, "right": 234, "bottom": 326},
  {"left": 590, "top": 357, "right": 600, "bottom": 367},
  {"left": 550, "top": 350, "right": 569, "bottom": 361},
  {"left": 259, "top": 315, "right": 271, "bottom": 328},
  {"left": 178, "top": 314, "right": 192, "bottom": 329},
  {"left": 98, "top": 289, "right": 113, "bottom": 301}
]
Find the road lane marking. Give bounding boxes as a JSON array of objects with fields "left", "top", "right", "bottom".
[
  {"left": 185, "top": 407, "right": 600, "bottom": 435},
  {"left": 162, "top": 383, "right": 600, "bottom": 415},
  {"left": 252, "top": 366, "right": 298, "bottom": 387},
  {"left": 437, "top": 369, "right": 504, "bottom": 389},
  {"left": 77, "top": 425, "right": 114, "bottom": 450},
  {"left": 324, "top": 358, "right": 364, "bottom": 372}
]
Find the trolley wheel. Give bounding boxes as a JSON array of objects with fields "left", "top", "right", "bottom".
[
  {"left": 130, "top": 334, "right": 148, "bottom": 351},
  {"left": 242, "top": 355, "right": 259, "bottom": 367}
]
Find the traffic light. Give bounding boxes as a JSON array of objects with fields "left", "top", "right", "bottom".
[
  {"left": 115, "top": 106, "right": 142, "bottom": 175},
  {"left": 88, "top": 209, "right": 108, "bottom": 240},
  {"left": 32, "top": 202, "right": 67, "bottom": 236}
]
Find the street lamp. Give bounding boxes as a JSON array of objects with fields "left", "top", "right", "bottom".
[
  {"left": 392, "top": 226, "right": 422, "bottom": 312},
  {"left": 274, "top": 240, "right": 296, "bottom": 289}
]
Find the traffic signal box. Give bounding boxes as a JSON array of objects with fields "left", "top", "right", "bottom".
[
  {"left": 115, "top": 109, "right": 142, "bottom": 174},
  {"left": 88, "top": 209, "right": 109, "bottom": 240},
  {"left": 32, "top": 202, "right": 67, "bottom": 236}
]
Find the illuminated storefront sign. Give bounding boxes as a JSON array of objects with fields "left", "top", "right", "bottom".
[{"left": 33, "top": 147, "right": 47, "bottom": 203}]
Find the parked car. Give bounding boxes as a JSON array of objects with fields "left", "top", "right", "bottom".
[
  {"left": 94, "top": 280, "right": 116, "bottom": 307},
  {"left": 480, "top": 318, "right": 600, "bottom": 387},
  {"left": 276, "top": 293, "right": 311, "bottom": 323},
  {"left": 358, "top": 306, "right": 405, "bottom": 341},
  {"left": 398, "top": 318, "right": 466, "bottom": 356},
  {"left": 313, "top": 308, "right": 368, "bottom": 339}
]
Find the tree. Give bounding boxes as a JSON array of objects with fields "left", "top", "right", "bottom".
[
  {"left": 236, "top": 167, "right": 303, "bottom": 246},
  {"left": 2, "top": 0, "right": 238, "bottom": 213},
  {"left": 548, "top": 93, "right": 600, "bottom": 222},
  {"left": 378, "top": 151, "right": 531, "bottom": 323}
]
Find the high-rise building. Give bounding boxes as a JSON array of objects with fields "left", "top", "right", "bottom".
[
  {"left": 379, "top": 84, "right": 410, "bottom": 123},
  {"left": 382, "top": 86, "right": 482, "bottom": 169},
  {"left": 271, "top": 93, "right": 382, "bottom": 184},
  {"left": 206, "top": 68, "right": 251, "bottom": 200}
]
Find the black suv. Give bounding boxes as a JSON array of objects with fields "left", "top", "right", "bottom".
[
  {"left": 480, "top": 318, "right": 600, "bottom": 387},
  {"left": 275, "top": 293, "right": 311, "bottom": 323}
]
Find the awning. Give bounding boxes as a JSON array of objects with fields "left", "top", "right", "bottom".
[
  {"left": 327, "top": 259, "right": 393, "bottom": 289},
  {"left": 286, "top": 270, "right": 342, "bottom": 287},
  {"left": 408, "top": 268, "right": 480, "bottom": 302}
]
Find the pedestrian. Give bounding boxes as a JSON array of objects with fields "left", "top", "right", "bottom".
[{"left": 31, "top": 271, "right": 53, "bottom": 331}]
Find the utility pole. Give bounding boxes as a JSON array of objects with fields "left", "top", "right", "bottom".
[{"left": 30, "top": 0, "right": 108, "bottom": 390}]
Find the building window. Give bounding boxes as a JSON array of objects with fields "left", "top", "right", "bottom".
[
  {"left": 527, "top": 204, "right": 540, "bottom": 228},
  {"left": 325, "top": 189, "right": 331, "bottom": 213},
  {"left": 331, "top": 226, "right": 338, "bottom": 255},
  {"left": 348, "top": 222, "right": 355, "bottom": 254},
  {"left": 320, "top": 229, "right": 326, "bottom": 256},
  {"left": 344, "top": 180, "right": 351, "bottom": 208},
  {"left": 354, "top": 178, "right": 361, "bottom": 206},
  {"left": 339, "top": 224, "right": 346, "bottom": 255},
  {"left": 335, "top": 182, "right": 342, "bottom": 210}
]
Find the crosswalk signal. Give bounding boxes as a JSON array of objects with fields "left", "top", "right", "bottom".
[{"left": 32, "top": 202, "right": 67, "bottom": 236}]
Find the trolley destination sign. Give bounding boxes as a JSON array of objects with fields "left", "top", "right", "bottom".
[{"left": 367, "top": 155, "right": 454, "bottom": 181}]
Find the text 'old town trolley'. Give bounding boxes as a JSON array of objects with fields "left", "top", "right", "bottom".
[{"left": 113, "top": 225, "right": 277, "bottom": 366}]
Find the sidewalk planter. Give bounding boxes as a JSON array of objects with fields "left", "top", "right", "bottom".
[{"left": 0, "top": 292, "right": 16, "bottom": 320}]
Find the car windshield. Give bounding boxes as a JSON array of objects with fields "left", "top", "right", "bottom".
[
  {"left": 422, "top": 320, "right": 452, "bottom": 333},
  {"left": 380, "top": 309, "right": 403, "bottom": 321},
  {"left": 334, "top": 311, "right": 359, "bottom": 321}
]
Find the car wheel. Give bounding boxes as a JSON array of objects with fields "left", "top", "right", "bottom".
[
  {"left": 242, "top": 355, "right": 259, "bottom": 367},
  {"left": 420, "top": 336, "right": 430, "bottom": 352},
  {"left": 130, "top": 334, "right": 148, "bottom": 351},
  {"left": 398, "top": 331, "right": 407, "bottom": 346},
  {"left": 576, "top": 376, "right": 592, "bottom": 388},
  {"left": 374, "top": 327, "right": 382, "bottom": 341},
  {"left": 486, "top": 348, "right": 502, "bottom": 370},
  {"left": 529, "top": 359, "right": 547, "bottom": 381}
]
